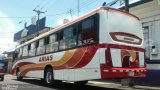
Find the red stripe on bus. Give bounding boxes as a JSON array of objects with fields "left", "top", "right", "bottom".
[
  {"left": 52, "top": 47, "right": 87, "bottom": 69},
  {"left": 73, "top": 45, "right": 98, "bottom": 68},
  {"left": 12, "top": 62, "right": 35, "bottom": 75},
  {"left": 20, "top": 67, "right": 43, "bottom": 76}
]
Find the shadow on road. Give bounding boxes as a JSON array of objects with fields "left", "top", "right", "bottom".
[{"left": 12, "top": 78, "right": 120, "bottom": 90}]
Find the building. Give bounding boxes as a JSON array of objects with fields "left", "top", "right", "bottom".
[
  {"left": 14, "top": 17, "right": 52, "bottom": 44},
  {"left": 122, "top": 0, "right": 160, "bottom": 84},
  {"left": 2, "top": 51, "right": 13, "bottom": 73},
  {"left": 7, "top": 17, "right": 51, "bottom": 73}
]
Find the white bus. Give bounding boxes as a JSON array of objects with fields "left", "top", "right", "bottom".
[{"left": 12, "top": 6, "right": 146, "bottom": 86}]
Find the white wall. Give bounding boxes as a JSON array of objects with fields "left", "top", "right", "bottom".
[{"left": 130, "top": 0, "right": 160, "bottom": 60}]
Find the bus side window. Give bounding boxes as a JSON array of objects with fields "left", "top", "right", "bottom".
[
  {"left": 18, "top": 48, "right": 23, "bottom": 58},
  {"left": 14, "top": 49, "right": 19, "bottom": 59},
  {"left": 28, "top": 44, "right": 31, "bottom": 51},
  {"left": 22, "top": 45, "right": 28, "bottom": 57},
  {"left": 29, "top": 42, "right": 36, "bottom": 56},
  {"left": 78, "top": 18, "right": 97, "bottom": 46},
  {"left": 64, "top": 26, "right": 77, "bottom": 48},
  {"left": 45, "top": 36, "right": 49, "bottom": 45},
  {"left": 46, "top": 33, "right": 58, "bottom": 53},
  {"left": 36, "top": 39, "right": 45, "bottom": 55},
  {"left": 59, "top": 30, "right": 66, "bottom": 50}
]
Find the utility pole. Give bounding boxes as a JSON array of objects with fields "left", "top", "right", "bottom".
[
  {"left": 33, "top": 9, "right": 45, "bottom": 36},
  {"left": 124, "top": 0, "right": 129, "bottom": 12}
]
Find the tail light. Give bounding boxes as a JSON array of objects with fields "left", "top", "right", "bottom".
[{"left": 105, "top": 48, "right": 112, "bottom": 66}]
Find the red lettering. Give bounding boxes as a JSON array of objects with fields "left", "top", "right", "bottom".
[
  {"left": 50, "top": 55, "right": 53, "bottom": 60},
  {"left": 39, "top": 57, "right": 42, "bottom": 62},
  {"left": 47, "top": 56, "right": 49, "bottom": 61},
  {"left": 42, "top": 57, "right": 44, "bottom": 61},
  {"left": 44, "top": 56, "right": 47, "bottom": 61},
  {"left": 39, "top": 55, "right": 53, "bottom": 62}
]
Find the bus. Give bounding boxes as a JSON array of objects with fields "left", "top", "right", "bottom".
[{"left": 12, "top": 6, "right": 146, "bottom": 86}]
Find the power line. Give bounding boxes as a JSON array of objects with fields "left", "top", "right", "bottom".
[
  {"left": 0, "top": 16, "right": 32, "bottom": 19},
  {"left": 45, "top": 12, "right": 68, "bottom": 17},
  {"left": 0, "top": 37, "right": 13, "bottom": 38},
  {"left": 46, "top": 0, "right": 98, "bottom": 25},
  {"left": 37, "top": 0, "right": 45, "bottom": 6},
  {"left": 45, "top": 0, "right": 58, "bottom": 11},
  {"left": 70, "top": 0, "right": 98, "bottom": 14},
  {"left": 39, "top": 0, "right": 51, "bottom": 10}
]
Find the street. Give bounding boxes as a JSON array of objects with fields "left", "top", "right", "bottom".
[{"left": 0, "top": 74, "right": 159, "bottom": 90}]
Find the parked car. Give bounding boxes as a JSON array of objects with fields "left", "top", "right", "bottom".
[{"left": 0, "top": 63, "right": 5, "bottom": 81}]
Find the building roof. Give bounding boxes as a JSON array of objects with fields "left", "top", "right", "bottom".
[
  {"left": 119, "top": 0, "right": 153, "bottom": 10},
  {"left": 14, "top": 17, "right": 46, "bottom": 42}
]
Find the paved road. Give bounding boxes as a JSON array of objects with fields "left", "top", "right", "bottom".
[{"left": 0, "top": 74, "right": 159, "bottom": 90}]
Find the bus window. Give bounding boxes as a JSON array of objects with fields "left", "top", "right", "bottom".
[
  {"left": 36, "top": 39, "right": 45, "bottom": 55},
  {"left": 78, "top": 18, "right": 97, "bottom": 46},
  {"left": 13, "top": 49, "right": 19, "bottom": 60},
  {"left": 15, "top": 49, "right": 19, "bottom": 59},
  {"left": 39, "top": 39, "right": 44, "bottom": 47},
  {"left": 46, "top": 33, "right": 58, "bottom": 53},
  {"left": 59, "top": 30, "right": 66, "bottom": 50},
  {"left": 59, "top": 26, "right": 77, "bottom": 50},
  {"left": 65, "top": 27, "right": 77, "bottom": 48},
  {"left": 22, "top": 45, "right": 28, "bottom": 57},
  {"left": 50, "top": 34, "right": 58, "bottom": 43},
  {"left": 29, "top": 42, "right": 36, "bottom": 56},
  {"left": 28, "top": 44, "right": 31, "bottom": 51},
  {"left": 82, "top": 19, "right": 94, "bottom": 32},
  {"left": 44, "top": 36, "right": 49, "bottom": 45},
  {"left": 18, "top": 48, "right": 23, "bottom": 58},
  {"left": 64, "top": 27, "right": 74, "bottom": 39}
]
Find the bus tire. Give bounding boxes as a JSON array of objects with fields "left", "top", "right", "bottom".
[
  {"left": 44, "top": 68, "right": 54, "bottom": 86},
  {"left": 16, "top": 69, "right": 23, "bottom": 80}
]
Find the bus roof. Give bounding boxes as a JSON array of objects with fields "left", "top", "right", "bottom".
[{"left": 16, "top": 6, "right": 139, "bottom": 49}]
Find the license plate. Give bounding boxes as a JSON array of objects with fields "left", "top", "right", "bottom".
[{"left": 128, "top": 72, "right": 134, "bottom": 76}]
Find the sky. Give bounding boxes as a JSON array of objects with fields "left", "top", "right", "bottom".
[{"left": 0, "top": 0, "right": 137, "bottom": 54}]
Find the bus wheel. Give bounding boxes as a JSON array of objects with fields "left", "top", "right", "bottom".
[
  {"left": 45, "top": 68, "right": 54, "bottom": 86},
  {"left": 74, "top": 81, "right": 88, "bottom": 86},
  {"left": 16, "top": 70, "right": 23, "bottom": 80}
]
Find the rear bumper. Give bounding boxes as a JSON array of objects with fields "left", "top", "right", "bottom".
[{"left": 100, "top": 64, "right": 146, "bottom": 79}]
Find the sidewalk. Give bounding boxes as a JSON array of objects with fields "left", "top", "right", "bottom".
[{"left": 90, "top": 79, "right": 160, "bottom": 90}]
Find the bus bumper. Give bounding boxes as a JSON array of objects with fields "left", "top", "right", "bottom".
[{"left": 100, "top": 64, "right": 146, "bottom": 79}]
